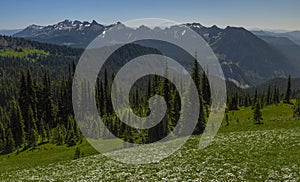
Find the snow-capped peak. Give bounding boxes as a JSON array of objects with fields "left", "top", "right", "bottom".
[
  {"left": 28, "top": 24, "right": 44, "bottom": 30},
  {"left": 186, "top": 23, "right": 204, "bottom": 29}
]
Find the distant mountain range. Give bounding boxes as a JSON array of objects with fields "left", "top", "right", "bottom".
[
  {"left": 186, "top": 23, "right": 300, "bottom": 87},
  {"left": 0, "top": 29, "right": 22, "bottom": 36},
  {"left": 12, "top": 20, "right": 300, "bottom": 87},
  {"left": 14, "top": 20, "right": 115, "bottom": 48},
  {"left": 252, "top": 30, "right": 300, "bottom": 46}
]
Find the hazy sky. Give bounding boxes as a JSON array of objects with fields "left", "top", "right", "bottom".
[{"left": 0, "top": 0, "right": 299, "bottom": 30}]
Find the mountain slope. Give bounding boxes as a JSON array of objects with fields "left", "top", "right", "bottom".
[
  {"left": 14, "top": 20, "right": 300, "bottom": 86},
  {"left": 258, "top": 36, "right": 300, "bottom": 67},
  {"left": 211, "top": 27, "right": 296, "bottom": 82},
  {"left": 186, "top": 24, "right": 300, "bottom": 85}
]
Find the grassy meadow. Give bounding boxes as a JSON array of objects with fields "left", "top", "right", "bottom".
[{"left": 0, "top": 102, "right": 299, "bottom": 181}]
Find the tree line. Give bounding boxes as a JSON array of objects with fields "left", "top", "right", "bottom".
[
  {"left": 228, "top": 75, "right": 300, "bottom": 124},
  {"left": 0, "top": 48, "right": 214, "bottom": 153},
  {"left": 1, "top": 51, "right": 299, "bottom": 154},
  {"left": 76, "top": 54, "right": 211, "bottom": 146},
  {"left": 0, "top": 63, "right": 82, "bottom": 153}
]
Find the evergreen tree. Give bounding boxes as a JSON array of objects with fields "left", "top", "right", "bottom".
[
  {"left": 159, "top": 62, "right": 172, "bottom": 138},
  {"left": 74, "top": 147, "right": 81, "bottom": 159},
  {"left": 193, "top": 93, "right": 206, "bottom": 134},
  {"left": 0, "top": 122, "right": 6, "bottom": 151},
  {"left": 170, "top": 89, "right": 180, "bottom": 130},
  {"left": 260, "top": 92, "right": 265, "bottom": 109},
  {"left": 40, "top": 119, "right": 47, "bottom": 142},
  {"left": 26, "top": 106, "right": 38, "bottom": 148},
  {"left": 147, "top": 94, "right": 164, "bottom": 142},
  {"left": 18, "top": 71, "right": 28, "bottom": 126},
  {"left": 50, "top": 125, "right": 67, "bottom": 145},
  {"left": 34, "top": 79, "right": 44, "bottom": 134},
  {"left": 266, "top": 84, "right": 271, "bottom": 105},
  {"left": 228, "top": 92, "right": 239, "bottom": 110},
  {"left": 273, "top": 86, "right": 280, "bottom": 104},
  {"left": 57, "top": 78, "right": 68, "bottom": 126},
  {"left": 66, "top": 116, "right": 81, "bottom": 146},
  {"left": 252, "top": 90, "right": 258, "bottom": 109},
  {"left": 225, "top": 109, "right": 229, "bottom": 126},
  {"left": 147, "top": 78, "right": 151, "bottom": 98},
  {"left": 284, "top": 75, "right": 291, "bottom": 103},
  {"left": 191, "top": 52, "right": 200, "bottom": 90},
  {"left": 10, "top": 101, "right": 25, "bottom": 148},
  {"left": 26, "top": 69, "right": 37, "bottom": 124},
  {"left": 0, "top": 108, "right": 9, "bottom": 152},
  {"left": 253, "top": 102, "right": 263, "bottom": 124},
  {"left": 103, "top": 68, "right": 112, "bottom": 115},
  {"left": 244, "top": 94, "right": 250, "bottom": 107},
  {"left": 42, "top": 72, "right": 55, "bottom": 128},
  {"left": 191, "top": 52, "right": 206, "bottom": 134},
  {"left": 4, "top": 128, "right": 15, "bottom": 153},
  {"left": 293, "top": 96, "right": 300, "bottom": 117},
  {"left": 99, "top": 79, "right": 105, "bottom": 116},
  {"left": 201, "top": 70, "right": 211, "bottom": 105}
]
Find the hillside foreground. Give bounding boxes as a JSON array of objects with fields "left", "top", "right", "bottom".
[{"left": 0, "top": 103, "right": 299, "bottom": 181}]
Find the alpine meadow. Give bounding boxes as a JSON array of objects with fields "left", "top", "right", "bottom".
[{"left": 0, "top": 1, "right": 300, "bottom": 181}]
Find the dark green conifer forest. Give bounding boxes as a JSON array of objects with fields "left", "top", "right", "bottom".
[{"left": 0, "top": 35, "right": 298, "bottom": 155}]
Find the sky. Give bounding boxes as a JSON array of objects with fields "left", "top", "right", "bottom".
[{"left": 0, "top": 0, "right": 299, "bottom": 30}]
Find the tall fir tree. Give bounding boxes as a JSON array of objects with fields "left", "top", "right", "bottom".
[
  {"left": 225, "top": 110, "right": 229, "bottom": 126},
  {"left": 293, "top": 96, "right": 300, "bottom": 117},
  {"left": 193, "top": 93, "right": 206, "bottom": 134},
  {"left": 191, "top": 52, "right": 200, "bottom": 90},
  {"left": 18, "top": 71, "right": 29, "bottom": 131},
  {"left": 0, "top": 122, "right": 6, "bottom": 151},
  {"left": 201, "top": 70, "right": 211, "bottom": 105},
  {"left": 4, "top": 128, "right": 15, "bottom": 153},
  {"left": 252, "top": 90, "right": 258, "bottom": 109},
  {"left": 229, "top": 92, "right": 239, "bottom": 110},
  {"left": 26, "top": 69, "right": 37, "bottom": 124},
  {"left": 26, "top": 106, "right": 38, "bottom": 148},
  {"left": 159, "top": 62, "right": 172, "bottom": 138},
  {"left": 42, "top": 72, "right": 55, "bottom": 128},
  {"left": 253, "top": 101, "right": 263, "bottom": 124},
  {"left": 10, "top": 101, "right": 25, "bottom": 148},
  {"left": 273, "top": 86, "right": 280, "bottom": 104},
  {"left": 284, "top": 75, "right": 291, "bottom": 103},
  {"left": 266, "top": 84, "right": 271, "bottom": 105},
  {"left": 190, "top": 52, "right": 206, "bottom": 134}
]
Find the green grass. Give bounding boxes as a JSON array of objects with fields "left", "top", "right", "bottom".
[
  {"left": 0, "top": 140, "right": 97, "bottom": 174},
  {"left": 0, "top": 48, "right": 49, "bottom": 62},
  {"left": 0, "top": 137, "right": 124, "bottom": 174},
  {"left": 0, "top": 102, "right": 299, "bottom": 181},
  {"left": 219, "top": 102, "right": 297, "bottom": 132},
  {"left": 1, "top": 127, "right": 299, "bottom": 181}
]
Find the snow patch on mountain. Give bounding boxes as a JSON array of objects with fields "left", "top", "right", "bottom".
[{"left": 228, "top": 78, "right": 250, "bottom": 89}]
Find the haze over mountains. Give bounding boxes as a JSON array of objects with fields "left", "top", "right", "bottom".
[
  {"left": 10, "top": 20, "right": 300, "bottom": 87},
  {"left": 0, "top": 29, "right": 22, "bottom": 36},
  {"left": 252, "top": 30, "right": 300, "bottom": 46}
]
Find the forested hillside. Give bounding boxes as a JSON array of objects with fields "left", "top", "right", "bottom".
[
  {"left": 0, "top": 35, "right": 299, "bottom": 157},
  {"left": 0, "top": 36, "right": 84, "bottom": 153},
  {"left": 0, "top": 35, "right": 173, "bottom": 154}
]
